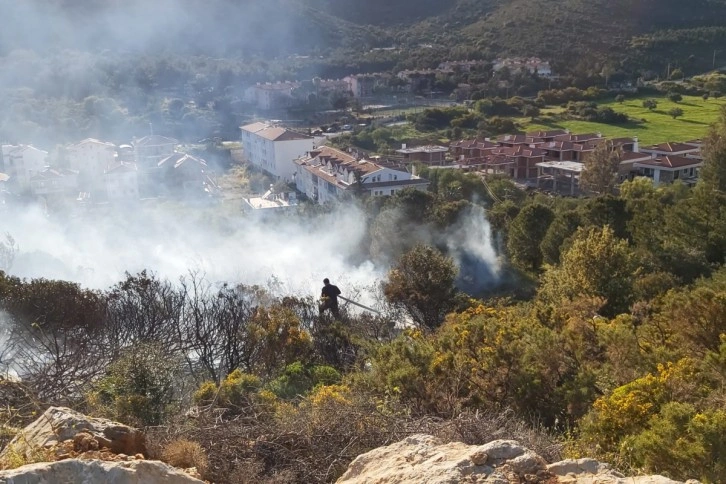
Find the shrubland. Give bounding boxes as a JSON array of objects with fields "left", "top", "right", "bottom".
[{"left": 3, "top": 110, "right": 726, "bottom": 482}]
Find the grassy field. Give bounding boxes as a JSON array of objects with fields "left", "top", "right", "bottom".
[{"left": 522, "top": 95, "right": 726, "bottom": 145}]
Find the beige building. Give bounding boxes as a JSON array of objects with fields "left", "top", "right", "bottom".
[{"left": 240, "top": 122, "right": 315, "bottom": 182}]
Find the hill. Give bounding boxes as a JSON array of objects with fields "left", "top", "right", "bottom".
[
  {"left": 4, "top": 0, "right": 726, "bottom": 74},
  {"left": 398, "top": 0, "right": 726, "bottom": 74}
]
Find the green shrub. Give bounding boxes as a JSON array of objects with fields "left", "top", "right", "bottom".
[
  {"left": 311, "top": 365, "right": 342, "bottom": 387},
  {"left": 193, "top": 381, "right": 218, "bottom": 405},
  {"left": 623, "top": 403, "right": 726, "bottom": 483},
  {"left": 88, "top": 344, "right": 182, "bottom": 426},
  {"left": 219, "top": 370, "right": 261, "bottom": 408}
]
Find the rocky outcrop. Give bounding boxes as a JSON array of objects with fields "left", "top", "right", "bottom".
[
  {"left": 336, "top": 434, "right": 699, "bottom": 484},
  {"left": 548, "top": 458, "right": 696, "bottom": 483},
  {"left": 0, "top": 406, "right": 146, "bottom": 463},
  {"left": 0, "top": 458, "right": 204, "bottom": 483},
  {"left": 0, "top": 407, "right": 205, "bottom": 483}
]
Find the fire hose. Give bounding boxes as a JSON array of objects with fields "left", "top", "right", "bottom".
[{"left": 338, "top": 296, "right": 381, "bottom": 315}]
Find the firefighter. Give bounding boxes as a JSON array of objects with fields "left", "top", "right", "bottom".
[{"left": 319, "top": 278, "right": 341, "bottom": 317}]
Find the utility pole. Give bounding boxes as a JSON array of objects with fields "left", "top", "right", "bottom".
[{"left": 714, "top": 50, "right": 718, "bottom": 70}]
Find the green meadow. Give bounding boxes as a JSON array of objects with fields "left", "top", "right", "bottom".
[{"left": 522, "top": 95, "right": 726, "bottom": 145}]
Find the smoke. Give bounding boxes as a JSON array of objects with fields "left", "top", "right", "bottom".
[
  {"left": 3, "top": 200, "right": 501, "bottom": 299},
  {"left": 0, "top": 1, "right": 503, "bottom": 300},
  {"left": 0, "top": 310, "right": 19, "bottom": 380},
  {"left": 446, "top": 205, "right": 501, "bottom": 294}
]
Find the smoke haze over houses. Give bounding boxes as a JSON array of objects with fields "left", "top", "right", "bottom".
[
  {"left": 3, "top": 202, "right": 501, "bottom": 299},
  {"left": 0, "top": 0, "right": 502, "bottom": 303}
]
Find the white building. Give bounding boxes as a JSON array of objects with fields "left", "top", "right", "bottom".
[
  {"left": 240, "top": 122, "right": 315, "bottom": 182},
  {"left": 105, "top": 162, "right": 139, "bottom": 201},
  {"left": 244, "top": 82, "right": 300, "bottom": 110},
  {"left": 132, "top": 135, "right": 178, "bottom": 169},
  {"left": 243, "top": 184, "right": 298, "bottom": 214},
  {"left": 1, "top": 145, "right": 48, "bottom": 193},
  {"left": 344, "top": 75, "right": 376, "bottom": 98},
  {"left": 66, "top": 138, "right": 116, "bottom": 176},
  {"left": 30, "top": 167, "right": 79, "bottom": 197},
  {"left": 493, "top": 57, "right": 553, "bottom": 77},
  {"left": 294, "top": 146, "right": 429, "bottom": 204}
]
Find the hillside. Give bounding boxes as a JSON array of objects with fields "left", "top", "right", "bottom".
[
  {"left": 4, "top": 0, "right": 726, "bottom": 72},
  {"left": 398, "top": 0, "right": 726, "bottom": 73}
]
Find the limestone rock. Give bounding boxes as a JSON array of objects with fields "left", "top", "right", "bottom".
[
  {"left": 0, "top": 407, "right": 146, "bottom": 464},
  {"left": 0, "top": 458, "right": 204, "bottom": 483},
  {"left": 548, "top": 458, "right": 694, "bottom": 483},
  {"left": 338, "top": 434, "right": 701, "bottom": 484},
  {"left": 336, "top": 434, "right": 546, "bottom": 484}
]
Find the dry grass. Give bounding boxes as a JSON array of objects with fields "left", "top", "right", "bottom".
[
  {"left": 160, "top": 439, "right": 209, "bottom": 477},
  {"left": 147, "top": 397, "right": 562, "bottom": 483}
]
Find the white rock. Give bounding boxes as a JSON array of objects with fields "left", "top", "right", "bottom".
[
  {"left": 507, "top": 451, "right": 546, "bottom": 474},
  {"left": 478, "top": 440, "right": 525, "bottom": 463},
  {"left": 548, "top": 458, "right": 611, "bottom": 476},
  {"left": 0, "top": 459, "right": 204, "bottom": 484},
  {"left": 0, "top": 406, "right": 145, "bottom": 463},
  {"left": 339, "top": 435, "right": 700, "bottom": 484}
]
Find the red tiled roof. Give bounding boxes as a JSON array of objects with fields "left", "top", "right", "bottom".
[
  {"left": 491, "top": 146, "right": 546, "bottom": 157},
  {"left": 642, "top": 142, "right": 699, "bottom": 153},
  {"left": 526, "top": 129, "right": 568, "bottom": 139},
  {"left": 636, "top": 155, "right": 702, "bottom": 169},
  {"left": 553, "top": 133, "right": 601, "bottom": 143},
  {"left": 450, "top": 139, "right": 498, "bottom": 150},
  {"left": 496, "top": 134, "right": 530, "bottom": 144},
  {"left": 540, "top": 141, "right": 575, "bottom": 151},
  {"left": 620, "top": 152, "right": 653, "bottom": 162},
  {"left": 241, "top": 123, "right": 312, "bottom": 142}
]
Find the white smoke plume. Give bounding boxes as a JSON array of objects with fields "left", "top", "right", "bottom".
[{"left": 3, "top": 201, "right": 501, "bottom": 300}]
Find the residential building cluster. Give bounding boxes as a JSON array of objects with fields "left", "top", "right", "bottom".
[
  {"left": 0, "top": 136, "right": 219, "bottom": 208},
  {"left": 294, "top": 146, "right": 429, "bottom": 204},
  {"left": 443, "top": 130, "right": 703, "bottom": 194},
  {"left": 240, "top": 121, "right": 428, "bottom": 208},
  {"left": 243, "top": 75, "right": 378, "bottom": 111},
  {"left": 492, "top": 57, "right": 553, "bottom": 77},
  {"left": 242, "top": 58, "right": 520, "bottom": 111}
]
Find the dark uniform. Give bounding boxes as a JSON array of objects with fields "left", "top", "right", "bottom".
[{"left": 320, "top": 278, "right": 341, "bottom": 317}]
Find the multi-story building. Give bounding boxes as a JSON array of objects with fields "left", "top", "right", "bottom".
[
  {"left": 0, "top": 145, "right": 48, "bottom": 193},
  {"left": 344, "top": 75, "right": 376, "bottom": 98},
  {"left": 633, "top": 156, "right": 703, "bottom": 187},
  {"left": 66, "top": 138, "right": 116, "bottom": 176},
  {"left": 294, "top": 146, "right": 429, "bottom": 204},
  {"left": 157, "top": 153, "right": 218, "bottom": 198},
  {"left": 240, "top": 122, "right": 315, "bottom": 181},
  {"left": 244, "top": 82, "right": 300, "bottom": 110},
  {"left": 105, "top": 162, "right": 140, "bottom": 201},
  {"left": 30, "top": 167, "right": 79, "bottom": 198},
  {"left": 395, "top": 145, "right": 449, "bottom": 165},
  {"left": 132, "top": 135, "right": 178, "bottom": 169},
  {"left": 639, "top": 142, "right": 701, "bottom": 158}
]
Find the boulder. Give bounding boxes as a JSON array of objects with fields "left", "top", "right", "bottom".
[
  {"left": 0, "top": 407, "right": 146, "bottom": 464},
  {"left": 548, "top": 459, "right": 694, "bottom": 483},
  {"left": 336, "top": 434, "right": 546, "bottom": 484},
  {"left": 0, "top": 458, "right": 204, "bottom": 483},
  {"left": 338, "top": 434, "right": 701, "bottom": 484}
]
